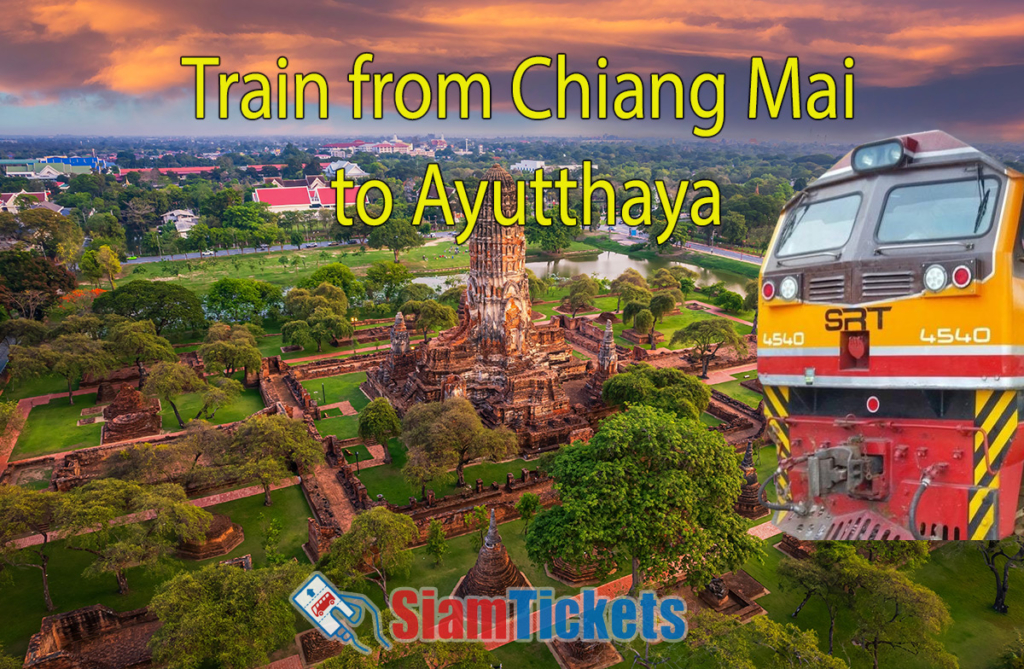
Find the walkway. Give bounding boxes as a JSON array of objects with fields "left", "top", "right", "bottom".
[
  {"left": 0, "top": 387, "right": 99, "bottom": 475},
  {"left": 11, "top": 477, "right": 301, "bottom": 549},
  {"left": 703, "top": 362, "right": 757, "bottom": 386},
  {"left": 684, "top": 300, "right": 753, "bottom": 327},
  {"left": 683, "top": 241, "right": 764, "bottom": 266}
]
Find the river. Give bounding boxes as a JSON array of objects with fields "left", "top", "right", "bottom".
[{"left": 414, "top": 251, "right": 754, "bottom": 294}]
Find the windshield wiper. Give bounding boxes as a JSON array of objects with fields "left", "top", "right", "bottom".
[
  {"left": 777, "top": 250, "right": 841, "bottom": 265},
  {"left": 973, "top": 188, "right": 991, "bottom": 233},
  {"left": 775, "top": 192, "right": 810, "bottom": 252},
  {"left": 875, "top": 240, "right": 975, "bottom": 255}
]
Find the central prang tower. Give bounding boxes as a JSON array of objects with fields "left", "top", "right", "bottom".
[
  {"left": 465, "top": 164, "right": 532, "bottom": 357},
  {"left": 364, "top": 163, "right": 614, "bottom": 453}
]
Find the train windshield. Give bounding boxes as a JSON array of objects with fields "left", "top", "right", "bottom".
[
  {"left": 876, "top": 177, "right": 1001, "bottom": 243},
  {"left": 775, "top": 193, "right": 862, "bottom": 257}
]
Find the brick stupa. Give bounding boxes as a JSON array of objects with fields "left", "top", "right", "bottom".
[
  {"left": 454, "top": 509, "right": 528, "bottom": 601},
  {"left": 734, "top": 441, "right": 770, "bottom": 520},
  {"left": 366, "top": 163, "right": 613, "bottom": 451}
]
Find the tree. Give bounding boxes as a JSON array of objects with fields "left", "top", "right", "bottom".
[
  {"left": 648, "top": 292, "right": 675, "bottom": 323},
  {"left": 980, "top": 537, "right": 1024, "bottom": 613},
  {"left": 995, "top": 633, "right": 1024, "bottom": 669},
  {"left": 402, "top": 398, "right": 518, "bottom": 487},
  {"left": 602, "top": 363, "right": 710, "bottom": 421},
  {"left": 18, "top": 208, "right": 84, "bottom": 264},
  {"left": 204, "top": 277, "right": 282, "bottom": 324},
  {"left": 399, "top": 299, "right": 458, "bottom": 341},
  {"left": 284, "top": 307, "right": 353, "bottom": 353},
  {"left": 525, "top": 220, "right": 575, "bottom": 253},
  {"left": 715, "top": 290, "right": 744, "bottom": 314},
  {"left": 62, "top": 479, "right": 211, "bottom": 595},
  {"left": 515, "top": 492, "right": 541, "bottom": 535},
  {"left": 0, "top": 644, "right": 19, "bottom": 669},
  {"left": 359, "top": 398, "right": 402, "bottom": 464},
  {"left": 143, "top": 361, "right": 204, "bottom": 429},
  {"left": 0, "top": 250, "right": 77, "bottom": 318},
  {"left": 618, "top": 284, "right": 652, "bottom": 313},
  {"left": 561, "top": 274, "right": 600, "bottom": 317},
  {"left": 633, "top": 309, "right": 655, "bottom": 348},
  {"left": 11, "top": 333, "right": 114, "bottom": 405},
  {"left": 93, "top": 281, "right": 205, "bottom": 335},
  {"left": 284, "top": 281, "right": 349, "bottom": 320},
  {"left": 107, "top": 319, "right": 176, "bottom": 389},
  {"left": 397, "top": 282, "right": 436, "bottom": 305},
  {"left": 200, "top": 323, "right": 263, "bottom": 378},
  {"left": 673, "top": 610, "right": 849, "bottom": 669},
  {"left": 862, "top": 541, "right": 931, "bottom": 570},
  {"left": 80, "top": 249, "right": 104, "bottom": 286},
  {"left": 194, "top": 376, "right": 244, "bottom": 421},
  {"left": 232, "top": 414, "right": 325, "bottom": 505},
  {"left": 670, "top": 318, "right": 747, "bottom": 378},
  {"left": 777, "top": 542, "right": 867, "bottom": 654},
  {"left": 320, "top": 506, "right": 417, "bottom": 605},
  {"left": 650, "top": 268, "right": 680, "bottom": 291},
  {"left": 680, "top": 277, "right": 696, "bottom": 301},
  {"left": 527, "top": 404, "right": 760, "bottom": 596},
  {"left": 96, "top": 245, "right": 121, "bottom": 288},
  {"left": 0, "top": 486, "right": 61, "bottom": 610},
  {"left": 148, "top": 562, "right": 306, "bottom": 669},
  {"left": 425, "top": 519, "right": 448, "bottom": 566},
  {"left": 622, "top": 299, "right": 649, "bottom": 326},
  {"left": 364, "top": 260, "right": 414, "bottom": 304},
  {"left": 850, "top": 565, "right": 956, "bottom": 669},
  {"left": 297, "top": 262, "right": 364, "bottom": 301},
  {"left": 463, "top": 505, "right": 490, "bottom": 552},
  {"left": 367, "top": 218, "right": 425, "bottom": 262}
]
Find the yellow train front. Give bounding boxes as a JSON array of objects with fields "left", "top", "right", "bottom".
[{"left": 758, "top": 130, "right": 1024, "bottom": 541}]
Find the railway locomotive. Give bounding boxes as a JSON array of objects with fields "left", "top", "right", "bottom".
[{"left": 758, "top": 130, "right": 1024, "bottom": 541}]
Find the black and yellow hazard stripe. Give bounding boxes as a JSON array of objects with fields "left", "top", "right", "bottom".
[
  {"left": 970, "top": 390, "right": 1018, "bottom": 540},
  {"left": 762, "top": 385, "right": 792, "bottom": 519}
]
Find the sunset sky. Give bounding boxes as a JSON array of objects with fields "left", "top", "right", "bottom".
[{"left": 3, "top": 0, "right": 1024, "bottom": 142}]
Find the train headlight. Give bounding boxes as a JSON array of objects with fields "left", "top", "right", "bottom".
[
  {"left": 852, "top": 139, "right": 909, "bottom": 173},
  {"left": 762, "top": 280, "right": 776, "bottom": 301},
  {"left": 779, "top": 276, "right": 799, "bottom": 301},
  {"left": 924, "top": 264, "right": 948, "bottom": 292}
]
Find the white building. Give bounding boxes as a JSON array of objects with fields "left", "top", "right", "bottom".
[
  {"left": 324, "top": 161, "right": 368, "bottom": 180},
  {"left": 161, "top": 209, "right": 199, "bottom": 237},
  {"left": 510, "top": 159, "right": 546, "bottom": 172}
]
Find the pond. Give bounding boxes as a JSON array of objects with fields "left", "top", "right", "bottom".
[{"left": 413, "top": 251, "right": 753, "bottom": 294}]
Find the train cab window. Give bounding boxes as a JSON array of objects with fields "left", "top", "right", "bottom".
[
  {"left": 876, "top": 177, "right": 1000, "bottom": 243},
  {"left": 775, "top": 193, "right": 862, "bottom": 257}
]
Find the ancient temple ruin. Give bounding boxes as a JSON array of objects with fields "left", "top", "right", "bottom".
[
  {"left": 100, "top": 385, "right": 162, "bottom": 444},
  {"left": 366, "top": 163, "right": 613, "bottom": 451},
  {"left": 734, "top": 441, "right": 769, "bottom": 520},
  {"left": 453, "top": 509, "right": 528, "bottom": 601}
]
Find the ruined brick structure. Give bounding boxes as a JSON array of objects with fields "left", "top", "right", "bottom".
[
  {"left": 175, "top": 513, "right": 244, "bottom": 560},
  {"left": 24, "top": 605, "right": 160, "bottom": 669},
  {"left": 453, "top": 509, "right": 528, "bottom": 601},
  {"left": 366, "top": 164, "right": 613, "bottom": 451},
  {"left": 100, "top": 385, "right": 161, "bottom": 444},
  {"left": 734, "top": 441, "right": 769, "bottom": 520},
  {"left": 581, "top": 321, "right": 618, "bottom": 404}
]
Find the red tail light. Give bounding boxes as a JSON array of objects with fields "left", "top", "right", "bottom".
[
  {"left": 762, "top": 280, "right": 776, "bottom": 301},
  {"left": 952, "top": 265, "right": 972, "bottom": 288}
]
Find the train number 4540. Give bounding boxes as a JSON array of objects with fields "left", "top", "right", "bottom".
[
  {"left": 919, "top": 327, "right": 991, "bottom": 344},
  {"left": 762, "top": 332, "right": 806, "bottom": 346}
]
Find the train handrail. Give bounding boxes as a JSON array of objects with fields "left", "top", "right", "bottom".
[{"left": 764, "top": 414, "right": 997, "bottom": 477}]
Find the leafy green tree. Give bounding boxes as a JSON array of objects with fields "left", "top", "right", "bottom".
[
  {"left": 680, "top": 277, "right": 696, "bottom": 301},
  {"left": 979, "top": 537, "right": 1024, "bottom": 613},
  {"left": 526, "top": 269, "right": 553, "bottom": 300},
  {"left": 199, "top": 322, "right": 263, "bottom": 377},
  {"left": 778, "top": 542, "right": 867, "bottom": 655},
  {"left": 80, "top": 249, "right": 104, "bottom": 286},
  {"left": 650, "top": 268, "right": 680, "bottom": 291},
  {"left": 602, "top": 363, "right": 710, "bottom": 421},
  {"left": 11, "top": 333, "right": 115, "bottom": 405},
  {"left": 18, "top": 208, "right": 85, "bottom": 264},
  {"left": 515, "top": 492, "right": 541, "bottom": 535},
  {"left": 194, "top": 376, "right": 243, "bottom": 421},
  {"left": 367, "top": 218, "right": 425, "bottom": 262},
  {"left": 561, "top": 274, "right": 600, "bottom": 317},
  {"left": 715, "top": 290, "right": 744, "bottom": 314},
  {"left": 425, "top": 519, "right": 448, "bottom": 566},
  {"left": 148, "top": 562, "right": 307, "bottom": 669},
  {"left": 284, "top": 282, "right": 349, "bottom": 320},
  {"left": 92, "top": 281, "right": 205, "bottom": 335},
  {"left": 525, "top": 220, "right": 575, "bottom": 253},
  {"left": 670, "top": 318, "right": 747, "bottom": 377},
  {"left": 365, "top": 260, "right": 414, "bottom": 304},
  {"left": 527, "top": 404, "right": 760, "bottom": 595},
  {"left": 297, "top": 262, "right": 364, "bottom": 301},
  {"left": 399, "top": 299, "right": 458, "bottom": 341},
  {"left": 622, "top": 299, "right": 649, "bottom": 326},
  {"left": 397, "top": 282, "right": 436, "bottom": 305},
  {"left": 463, "top": 505, "right": 490, "bottom": 552},
  {"left": 233, "top": 414, "right": 324, "bottom": 505},
  {"left": 143, "top": 361, "right": 204, "bottom": 429},
  {"left": 850, "top": 565, "right": 956, "bottom": 669},
  {"left": 107, "top": 319, "right": 176, "bottom": 389},
  {"left": 204, "top": 277, "right": 282, "bottom": 324},
  {"left": 862, "top": 541, "right": 931, "bottom": 570},
  {"left": 633, "top": 309, "right": 655, "bottom": 348},
  {"left": 996, "top": 633, "right": 1024, "bottom": 669},
  {"left": 359, "top": 398, "right": 402, "bottom": 464},
  {"left": 402, "top": 398, "right": 518, "bottom": 487},
  {"left": 62, "top": 479, "right": 211, "bottom": 595},
  {"left": 0, "top": 250, "right": 77, "bottom": 318},
  {"left": 0, "top": 644, "right": 19, "bottom": 669},
  {"left": 648, "top": 292, "right": 675, "bottom": 323},
  {"left": 319, "top": 506, "right": 417, "bottom": 605},
  {"left": 0, "top": 486, "right": 61, "bottom": 610}
]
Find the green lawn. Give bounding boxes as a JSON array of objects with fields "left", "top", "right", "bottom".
[
  {"left": 160, "top": 382, "right": 266, "bottom": 431},
  {"left": 355, "top": 439, "right": 539, "bottom": 505},
  {"left": 316, "top": 414, "right": 359, "bottom": 440},
  {"left": 710, "top": 379, "right": 762, "bottom": 409},
  {"left": 12, "top": 394, "right": 103, "bottom": 460},
  {"left": 1, "top": 374, "right": 77, "bottom": 402},
  {"left": 0, "top": 485, "right": 311, "bottom": 658},
  {"left": 700, "top": 413, "right": 723, "bottom": 427},
  {"left": 301, "top": 372, "right": 369, "bottom": 411}
]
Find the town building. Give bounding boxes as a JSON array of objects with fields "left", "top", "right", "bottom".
[
  {"left": 324, "top": 161, "right": 368, "bottom": 180},
  {"left": 0, "top": 190, "right": 48, "bottom": 214},
  {"left": 252, "top": 186, "right": 361, "bottom": 213},
  {"left": 161, "top": 209, "right": 199, "bottom": 236},
  {"left": 510, "top": 159, "right": 546, "bottom": 172}
]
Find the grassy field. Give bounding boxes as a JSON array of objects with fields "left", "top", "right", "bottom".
[
  {"left": 0, "top": 485, "right": 311, "bottom": 658},
  {"left": 1, "top": 374, "right": 77, "bottom": 402},
  {"left": 159, "top": 382, "right": 266, "bottom": 431},
  {"left": 12, "top": 393, "right": 103, "bottom": 459},
  {"left": 710, "top": 379, "right": 762, "bottom": 408},
  {"left": 301, "top": 372, "right": 370, "bottom": 410}
]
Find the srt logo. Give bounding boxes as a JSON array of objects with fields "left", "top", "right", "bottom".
[{"left": 824, "top": 307, "right": 891, "bottom": 332}]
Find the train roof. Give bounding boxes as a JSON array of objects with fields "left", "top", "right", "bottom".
[{"left": 810, "top": 130, "right": 1020, "bottom": 189}]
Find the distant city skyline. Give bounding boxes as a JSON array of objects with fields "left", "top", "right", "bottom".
[{"left": 3, "top": 0, "right": 1024, "bottom": 143}]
